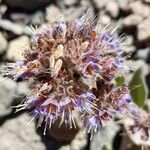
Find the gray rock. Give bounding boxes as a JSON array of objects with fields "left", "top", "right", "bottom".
[
  {"left": 0, "top": 113, "right": 46, "bottom": 150},
  {"left": 129, "top": 1, "right": 150, "bottom": 18},
  {"left": 55, "top": 0, "right": 78, "bottom": 7},
  {"left": 0, "top": 19, "right": 25, "bottom": 35},
  {"left": 127, "top": 60, "right": 150, "bottom": 76},
  {"left": 0, "top": 4, "right": 7, "bottom": 18},
  {"left": 31, "top": 11, "right": 45, "bottom": 25},
  {"left": 117, "top": 0, "right": 129, "bottom": 11},
  {"left": 16, "top": 81, "right": 30, "bottom": 96},
  {"left": 46, "top": 5, "right": 65, "bottom": 22},
  {"left": 93, "top": 0, "right": 107, "bottom": 9},
  {"left": 64, "top": 0, "right": 78, "bottom": 6},
  {"left": 105, "top": 0, "right": 119, "bottom": 18},
  {"left": 136, "top": 48, "right": 150, "bottom": 60},
  {"left": 70, "top": 130, "right": 87, "bottom": 150},
  {"left": 6, "top": 35, "right": 30, "bottom": 61},
  {"left": 0, "top": 75, "right": 17, "bottom": 116},
  {"left": 59, "top": 146, "right": 70, "bottom": 150},
  {"left": 123, "top": 35, "right": 135, "bottom": 53},
  {"left": 3, "top": 0, "right": 51, "bottom": 11},
  {"left": 143, "top": 0, "right": 150, "bottom": 3},
  {"left": 0, "top": 32, "right": 7, "bottom": 55},
  {"left": 137, "top": 18, "right": 150, "bottom": 42},
  {"left": 63, "top": 0, "right": 94, "bottom": 22},
  {"left": 98, "top": 14, "right": 111, "bottom": 27},
  {"left": 123, "top": 14, "right": 143, "bottom": 27},
  {"left": 0, "top": 72, "right": 30, "bottom": 116}
]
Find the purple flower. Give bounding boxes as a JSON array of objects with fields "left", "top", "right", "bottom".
[
  {"left": 4, "top": 12, "right": 140, "bottom": 135},
  {"left": 84, "top": 115, "right": 102, "bottom": 133},
  {"left": 101, "top": 32, "right": 123, "bottom": 54},
  {"left": 117, "top": 94, "right": 132, "bottom": 114}
]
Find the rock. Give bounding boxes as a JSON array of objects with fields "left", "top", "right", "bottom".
[
  {"left": 143, "top": 0, "right": 150, "bottom": 3},
  {"left": 0, "top": 75, "right": 17, "bottom": 116},
  {"left": 0, "top": 113, "right": 46, "bottom": 150},
  {"left": 55, "top": 0, "right": 78, "bottom": 7},
  {"left": 64, "top": 0, "right": 78, "bottom": 6},
  {"left": 6, "top": 36, "right": 30, "bottom": 61},
  {"left": 0, "top": 73, "right": 30, "bottom": 116},
  {"left": 136, "top": 48, "right": 150, "bottom": 60},
  {"left": 61, "top": 0, "right": 94, "bottom": 22},
  {"left": 123, "top": 14, "right": 143, "bottom": 27},
  {"left": 3, "top": 0, "right": 51, "bottom": 11},
  {"left": 63, "top": 5, "right": 93, "bottom": 22},
  {"left": 93, "top": 0, "right": 107, "bottom": 9},
  {"left": 98, "top": 14, "right": 111, "bottom": 27},
  {"left": 46, "top": 5, "right": 65, "bottom": 22},
  {"left": 16, "top": 81, "right": 30, "bottom": 96},
  {"left": 30, "top": 11, "right": 45, "bottom": 25},
  {"left": 0, "top": 32, "right": 7, "bottom": 55},
  {"left": 137, "top": 18, "right": 150, "bottom": 42},
  {"left": 90, "top": 121, "right": 119, "bottom": 150},
  {"left": 123, "top": 35, "right": 135, "bottom": 53},
  {"left": 59, "top": 146, "right": 70, "bottom": 150},
  {"left": 105, "top": 0, "right": 119, "bottom": 18},
  {"left": 70, "top": 130, "right": 87, "bottom": 150},
  {"left": 129, "top": 1, "right": 150, "bottom": 18},
  {"left": 127, "top": 60, "right": 150, "bottom": 76},
  {"left": 0, "top": 5, "right": 7, "bottom": 18},
  {"left": 117, "top": 0, "right": 130, "bottom": 11},
  {"left": 0, "top": 19, "right": 25, "bottom": 35}
]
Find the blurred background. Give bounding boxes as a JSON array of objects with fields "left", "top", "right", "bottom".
[{"left": 0, "top": 0, "right": 150, "bottom": 150}]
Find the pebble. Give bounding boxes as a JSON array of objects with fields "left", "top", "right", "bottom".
[
  {"left": 6, "top": 36, "right": 30, "bottom": 61},
  {"left": 46, "top": 5, "right": 65, "bottom": 22},
  {"left": 64, "top": 0, "right": 78, "bottom": 6},
  {"left": 136, "top": 48, "right": 150, "bottom": 60},
  {"left": 70, "top": 130, "right": 87, "bottom": 150},
  {"left": 123, "top": 14, "right": 143, "bottom": 27},
  {"left": 123, "top": 35, "right": 135, "bottom": 53},
  {"left": 0, "top": 113, "right": 46, "bottom": 150},
  {"left": 0, "top": 19, "right": 25, "bottom": 35},
  {"left": 93, "top": 0, "right": 107, "bottom": 9},
  {"left": 55, "top": 0, "right": 78, "bottom": 7},
  {"left": 105, "top": 0, "right": 119, "bottom": 18},
  {"left": 0, "top": 32, "right": 7, "bottom": 55},
  {"left": 129, "top": 1, "right": 150, "bottom": 18},
  {"left": 137, "top": 18, "right": 150, "bottom": 42},
  {"left": 0, "top": 5, "right": 7, "bottom": 18},
  {"left": 0, "top": 75, "right": 17, "bottom": 116},
  {"left": 117, "top": 0, "right": 130, "bottom": 11},
  {"left": 143, "top": 0, "right": 150, "bottom": 3}
]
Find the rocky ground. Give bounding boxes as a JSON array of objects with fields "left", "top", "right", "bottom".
[{"left": 0, "top": 0, "right": 149, "bottom": 150}]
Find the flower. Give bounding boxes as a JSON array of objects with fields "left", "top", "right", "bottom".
[{"left": 5, "top": 12, "right": 140, "bottom": 134}]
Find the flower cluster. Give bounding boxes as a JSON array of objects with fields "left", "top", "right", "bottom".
[
  {"left": 6, "top": 14, "right": 138, "bottom": 134},
  {"left": 129, "top": 112, "right": 150, "bottom": 144}
]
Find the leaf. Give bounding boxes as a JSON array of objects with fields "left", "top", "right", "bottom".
[
  {"left": 129, "top": 67, "right": 147, "bottom": 107},
  {"left": 115, "top": 76, "right": 125, "bottom": 86}
]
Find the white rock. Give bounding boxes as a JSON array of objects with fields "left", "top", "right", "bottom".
[
  {"left": 123, "top": 14, "right": 143, "bottom": 27},
  {"left": 6, "top": 36, "right": 30, "bottom": 61},
  {"left": 129, "top": 1, "right": 150, "bottom": 18},
  {"left": 0, "top": 19, "right": 25, "bottom": 35},
  {"left": 93, "top": 0, "right": 107, "bottom": 9},
  {"left": 137, "top": 18, "right": 150, "bottom": 42},
  {"left": 0, "top": 113, "right": 46, "bottom": 150},
  {"left": 0, "top": 32, "right": 7, "bottom": 54},
  {"left": 0, "top": 75, "right": 17, "bottom": 116},
  {"left": 105, "top": 0, "right": 119, "bottom": 18},
  {"left": 46, "top": 5, "right": 65, "bottom": 22}
]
